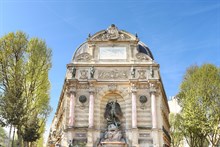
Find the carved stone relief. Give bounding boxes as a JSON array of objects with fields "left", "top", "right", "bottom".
[
  {"left": 138, "top": 70, "right": 146, "bottom": 79},
  {"left": 136, "top": 53, "right": 151, "bottom": 61},
  {"left": 137, "top": 83, "right": 149, "bottom": 89},
  {"left": 77, "top": 84, "right": 89, "bottom": 89},
  {"left": 76, "top": 53, "right": 92, "bottom": 61},
  {"left": 98, "top": 70, "right": 128, "bottom": 80},
  {"left": 90, "top": 25, "right": 132, "bottom": 41},
  {"left": 91, "top": 33, "right": 131, "bottom": 41},
  {"left": 108, "top": 83, "right": 117, "bottom": 91},
  {"left": 79, "top": 70, "right": 88, "bottom": 79}
]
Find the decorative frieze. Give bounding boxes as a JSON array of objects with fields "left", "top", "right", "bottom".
[
  {"left": 77, "top": 84, "right": 89, "bottom": 89},
  {"left": 137, "top": 83, "right": 149, "bottom": 89},
  {"left": 98, "top": 69, "right": 128, "bottom": 80}
]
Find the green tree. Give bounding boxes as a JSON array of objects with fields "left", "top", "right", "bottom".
[
  {"left": 177, "top": 64, "right": 220, "bottom": 147},
  {"left": 169, "top": 113, "right": 184, "bottom": 147},
  {"left": 0, "top": 126, "right": 7, "bottom": 146},
  {"left": 0, "top": 31, "right": 52, "bottom": 146}
]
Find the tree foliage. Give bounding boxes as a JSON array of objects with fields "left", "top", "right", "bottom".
[
  {"left": 0, "top": 31, "right": 52, "bottom": 145},
  {"left": 177, "top": 64, "right": 220, "bottom": 147},
  {"left": 169, "top": 113, "right": 184, "bottom": 147}
]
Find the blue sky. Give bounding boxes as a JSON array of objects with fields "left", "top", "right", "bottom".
[{"left": 1, "top": 0, "right": 219, "bottom": 141}]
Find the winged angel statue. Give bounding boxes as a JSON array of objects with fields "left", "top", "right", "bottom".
[{"left": 104, "top": 100, "right": 123, "bottom": 128}]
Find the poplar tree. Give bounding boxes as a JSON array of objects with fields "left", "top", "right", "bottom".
[
  {"left": 0, "top": 31, "right": 52, "bottom": 146},
  {"left": 177, "top": 64, "right": 220, "bottom": 147}
]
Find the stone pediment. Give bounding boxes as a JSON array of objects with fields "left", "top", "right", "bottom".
[{"left": 88, "top": 24, "right": 137, "bottom": 42}]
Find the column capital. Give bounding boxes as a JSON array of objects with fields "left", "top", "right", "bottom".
[
  {"left": 149, "top": 83, "right": 158, "bottom": 94},
  {"left": 131, "top": 86, "right": 137, "bottom": 93},
  {"left": 68, "top": 87, "right": 76, "bottom": 93},
  {"left": 89, "top": 88, "right": 95, "bottom": 93}
]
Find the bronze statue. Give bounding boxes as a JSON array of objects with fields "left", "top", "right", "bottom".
[
  {"left": 100, "top": 100, "right": 124, "bottom": 144},
  {"left": 72, "top": 66, "right": 76, "bottom": 78},
  {"left": 104, "top": 100, "right": 122, "bottom": 127},
  {"left": 131, "top": 67, "right": 136, "bottom": 78},
  {"left": 90, "top": 66, "right": 95, "bottom": 79}
]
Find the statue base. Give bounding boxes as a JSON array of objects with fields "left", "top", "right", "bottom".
[{"left": 100, "top": 141, "right": 127, "bottom": 147}]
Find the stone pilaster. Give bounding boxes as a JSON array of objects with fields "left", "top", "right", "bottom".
[
  {"left": 68, "top": 88, "right": 76, "bottom": 127},
  {"left": 150, "top": 88, "right": 157, "bottom": 129},
  {"left": 86, "top": 128, "right": 94, "bottom": 147},
  {"left": 131, "top": 82, "right": 139, "bottom": 147},
  {"left": 87, "top": 80, "right": 96, "bottom": 146},
  {"left": 150, "top": 83, "right": 160, "bottom": 147}
]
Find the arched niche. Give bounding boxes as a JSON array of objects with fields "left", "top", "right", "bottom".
[{"left": 99, "top": 93, "right": 126, "bottom": 131}]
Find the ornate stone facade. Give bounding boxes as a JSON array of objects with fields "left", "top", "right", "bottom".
[{"left": 47, "top": 25, "right": 170, "bottom": 147}]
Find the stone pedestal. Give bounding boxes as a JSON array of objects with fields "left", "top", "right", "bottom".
[
  {"left": 86, "top": 129, "right": 94, "bottom": 147},
  {"left": 132, "top": 128, "right": 139, "bottom": 147}
]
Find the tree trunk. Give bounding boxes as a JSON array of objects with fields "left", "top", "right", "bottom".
[
  {"left": 8, "top": 125, "right": 12, "bottom": 147},
  {"left": 11, "top": 126, "right": 15, "bottom": 147},
  {"left": 24, "top": 141, "right": 29, "bottom": 147},
  {"left": 17, "top": 128, "right": 23, "bottom": 147}
]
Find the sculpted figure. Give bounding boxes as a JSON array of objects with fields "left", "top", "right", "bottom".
[
  {"left": 90, "top": 66, "right": 95, "bottom": 79},
  {"left": 104, "top": 100, "right": 122, "bottom": 127},
  {"left": 150, "top": 66, "right": 154, "bottom": 78},
  {"left": 99, "top": 100, "right": 125, "bottom": 144},
  {"left": 72, "top": 66, "right": 76, "bottom": 78},
  {"left": 131, "top": 67, "right": 136, "bottom": 78}
]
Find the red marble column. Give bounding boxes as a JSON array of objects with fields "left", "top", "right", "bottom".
[
  {"left": 88, "top": 91, "right": 94, "bottom": 128},
  {"left": 131, "top": 85, "right": 137, "bottom": 128}
]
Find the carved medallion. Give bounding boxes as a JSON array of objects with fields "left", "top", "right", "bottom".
[
  {"left": 139, "top": 95, "right": 148, "bottom": 104},
  {"left": 76, "top": 53, "right": 92, "bottom": 61},
  {"left": 98, "top": 70, "right": 128, "bottom": 80}
]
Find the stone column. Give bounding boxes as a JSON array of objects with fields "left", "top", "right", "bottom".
[
  {"left": 131, "top": 84, "right": 139, "bottom": 147},
  {"left": 150, "top": 83, "right": 159, "bottom": 146},
  {"left": 151, "top": 89, "right": 157, "bottom": 129},
  {"left": 131, "top": 85, "right": 137, "bottom": 128},
  {"left": 68, "top": 89, "right": 76, "bottom": 127},
  {"left": 87, "top": 88, "right": 95, "bottom": 147},
  {"left": 88, "top": 90, "right": 94, "bottom": 128}
]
